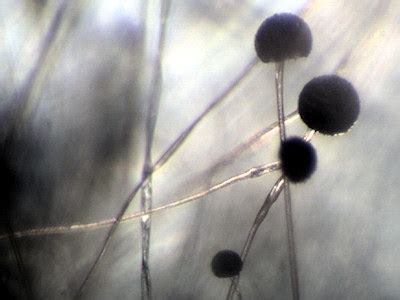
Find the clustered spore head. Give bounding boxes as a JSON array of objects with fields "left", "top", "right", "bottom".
[
  {"left": 255, "top": 13, "right": 312, "bottom": 63},
  {"left": 212, "top": 13, "right": 361, "bottom": 296},
  {"left": 298, "top": 75, "right": 360, "bottom": 135}
]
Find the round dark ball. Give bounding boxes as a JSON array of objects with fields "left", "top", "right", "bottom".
[
  {"left": 211, "top": 250, "right": 242, "bottom": 278},
  {"left": 255, "top": 13, "right": 312, "bottom": 63},
  {"left": 298, "top": 75, "right": 360, "bottom": 135},
  {"left": 279, "top": 137, "right": 317, "bottom": 183}
]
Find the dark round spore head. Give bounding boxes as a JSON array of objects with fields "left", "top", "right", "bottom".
[
  {"left": 211, "top": 250, "right": 242, "bottom": 278},
  {"left": 298, "top": 75, "right": 360, "bottom": 135},
  {"left": 255, "top": 13, "right": 312, "bottom": 63},
  {"left": 279, "top": 137, "right": 317, "bottom": 183}
]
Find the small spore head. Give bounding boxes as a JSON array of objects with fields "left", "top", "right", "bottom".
[
  {"left": 279, "top": 137, "right": 317, "bottom": 183},
  {"left": 298, "top": 75, "right": 360, "bottom": 135},
  {"left": 211, "top": 250, "right": 242, "bottom": 278},
  {"left": 255, "top": 13, "right": 312, "bottom": 63}
]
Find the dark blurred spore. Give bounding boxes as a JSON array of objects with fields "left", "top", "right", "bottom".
[
  {"left": 211, "top": 250, "right": 243, "bottom": 278},
  {"left": 279, "top": 137, "right": 317, "bottom": 183}
]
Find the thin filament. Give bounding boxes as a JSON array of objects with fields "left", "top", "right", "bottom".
[
  {"left": 275, "top": 62, "right": 286, "bottom": 141},
  {"left": 140, "top": 1, "right": 172, "bottom": 298},
  {"left": 275, "top": 61, "right": 299, "bottom": 300},
  {"left": 283, "top": 180, "right": 299, "bottom": 300},
  {"left": 230, "top": 277, "right": 242, "bottom": 300},
  {"left": 241, "top": 176, "right": 285, "bottom": 263},
  {"left": 227, "top": 176, "right": 285, "bottom": 299},
  {"left": 0, "top": 162, "right": 280, "bottom": 240}
]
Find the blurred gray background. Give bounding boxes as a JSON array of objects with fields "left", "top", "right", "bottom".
[{"left": 0, "top": 0, "right": 399, "bottom": 299}]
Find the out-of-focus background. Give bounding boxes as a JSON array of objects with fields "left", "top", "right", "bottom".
[{"left": 0, "top": 0, "right": 399, "bottom": 299}]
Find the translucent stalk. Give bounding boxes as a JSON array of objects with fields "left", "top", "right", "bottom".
[
  {"left": 140, "top": 1, "right": 171, "bottom": 298},
  {"left": 0, "top": 162, "right": 280, "bottom": 240},
  {"left": 275, "top": 61, "right": 299, "bottom": 300},
  {"left": 141, "top": 175, "right": 153, "bottom": 300},
  {"left": 227, "top": 176, "right": 285, "bottom": 299}
]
